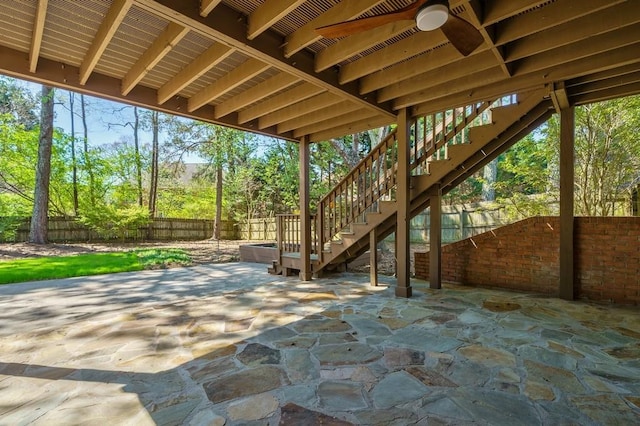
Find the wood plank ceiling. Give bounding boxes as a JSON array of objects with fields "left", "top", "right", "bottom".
[{"left": 0, "top": 0, "right": 639, "bottom": 142}]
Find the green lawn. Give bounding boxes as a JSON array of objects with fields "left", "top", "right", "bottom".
[{"left": 0, "top": 249, "right": 192, "bottom": 285}]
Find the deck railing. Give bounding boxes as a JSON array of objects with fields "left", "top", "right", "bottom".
[{"left": 276, "top": 213, "right": 318, "bottom": 256}]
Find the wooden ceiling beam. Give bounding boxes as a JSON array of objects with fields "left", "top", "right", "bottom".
[
  {"left": 259, "top": 92, "right": 341, "bottom": 129},
  {"left": 360, "top": 43, "right": 489, "bottom": 94},
  {"left": 506, "top": 3, "right": 640, "bottom": 62},
  {"left": 278, "top": 100, "right": 361, "bottom": 134},
  {"left": 412, "top": 42, "right": 640, "bottom": 116},
  {"left": 294, "top": 109, "right": 378, "bottom": 139},
  {"left": 284, "top": 0, "right": 386, "bottom": 58},
  {"left": 379, "top": 50, "right": 498, "bottom": 103},
  {"left": 158, "top": 43, "right": 234, "bottom": 104},
  {"left": 496, "top": 0, "right": 624, "bottom": 46},
  {"left": 483, "top": 0, "right": 551, "bottom": 25},
  {"left": 188, "top": 58, "right": 270, "bottom": 112},
  {"left": 0, "top": 44, "right": 295, "bottom": 142},
  {"left": 395, "top": 65, "right": 506, "bottom": 109},
  {"left": 79, "top": 0, "right": 133, "bottom": 85},
  {"left": 248, "top": 0, "right": 304, "bottom": 40},
  {"left": 309, "top": 116, "right": 394, "bottom": 143},
  {"left": 464, "top": 0, "right": 510, "bottom": 76},
  {"left": 238, "top": 84, "right": 325, "bottom": 124},
  {"left": 339, "top": 31, "right": 446, "bottom": 84},
  {"left": 29, "top": 0, "right": 48, "bottom": 73},
  {"left": 215, "top": 72, "right": 300, "bottom": 119},
  {"left": 134, "top": 0, "right": 395, "bottom": 118},
  {"left": 571, "top": 81, "right": 640, "bottom": 106},
  {"left": 315, "top": 21, "right": 414, "bottom": 72},
  {"left": 514, "top": 24, "right": 640, "bottom": 76},
  {"left": 122, "top": 22, "right": 189, "bottom": 96},
  {"left": 200, "top": 0, "right": 222, "bottom": 17}
]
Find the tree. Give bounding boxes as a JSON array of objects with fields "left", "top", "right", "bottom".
[
  {"left": 541, "top": 96, "right": 640, "bottom": 216},
  {"left": 29, "top": 85, "right": 55, "bottom": 244}
]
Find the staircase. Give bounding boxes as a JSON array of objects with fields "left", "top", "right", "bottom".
[{"left": 269, "top": 88, "right": 554, "bottom": 276}]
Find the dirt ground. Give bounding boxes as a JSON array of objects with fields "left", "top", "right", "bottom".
[{"left": 0, "top": 239, "right": 428, "bottom": 277}]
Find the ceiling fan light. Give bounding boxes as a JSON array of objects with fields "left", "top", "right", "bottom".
[{"left": 416, "top": 4, "right": 449, "bottom": 31}]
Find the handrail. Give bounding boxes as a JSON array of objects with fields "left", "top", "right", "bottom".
[{"left": 277, "top": 95, "right": 518, "bottom": 269}]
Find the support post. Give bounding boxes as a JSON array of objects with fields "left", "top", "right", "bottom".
[
  {"left": 299, "top": 135, "right": 312, "bottom": 281},
  {"left": 559, "top": 105, "right": 575, "bottom": 300},
  {"left": 369, "top": 229, "right": 378, "bottom": 286},
  {"left": 396, "top": 108, "right": 412, "bottom": 297},
  {"left": 429, "top": 185, "right": 442, "bottom": 289}
]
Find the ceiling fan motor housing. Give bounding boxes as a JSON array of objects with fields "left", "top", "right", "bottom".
[{"left": 416, "top": 0, "right": 449, "bottom": 31}]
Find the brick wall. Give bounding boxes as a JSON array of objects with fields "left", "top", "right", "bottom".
[{"left": 415, "top": 216, "right": 640, "bottom": 305}]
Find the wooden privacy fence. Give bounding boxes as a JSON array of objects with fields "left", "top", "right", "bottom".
[
  {"left": 1, "top": 217, "right": 237, "bottom": 243},
  {"left": 237, "top": 218, "right": 277, "bottom": 240}
]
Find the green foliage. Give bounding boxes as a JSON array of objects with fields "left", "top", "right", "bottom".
[{"left": 77, "top": 205, "right": 149, "bottom": 240}]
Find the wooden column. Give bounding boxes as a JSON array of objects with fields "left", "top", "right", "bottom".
[
  {"left": 299, "top": 135, "right": 312, "bottom": 281},
  {"left": 396, "top": 108, "right": 412, "bottom": 297},
  {"left": 369, "top": 229, "right": 378, "bottom": 286},
  {"left": 559, "top": 106, "right": 575, "bottom": 300},
  {"left": 429, "top": 186, "right": 442, "bottom": 289}
]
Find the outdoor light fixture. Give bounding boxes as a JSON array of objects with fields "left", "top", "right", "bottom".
[{"left": 416, "top": 2, "right": 449, "bottom": 31}]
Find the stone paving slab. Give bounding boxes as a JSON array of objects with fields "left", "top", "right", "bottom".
[{"left": 0, "top": 263, "right": 639, "bottom": 425}]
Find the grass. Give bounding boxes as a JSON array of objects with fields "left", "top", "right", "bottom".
[{"left": 0, "top": 249, "right": 192, "bottom": 285}]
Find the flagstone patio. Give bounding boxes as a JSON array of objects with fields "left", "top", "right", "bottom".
[{"left": 0, "top": 263, "right": 639, "bottom": 425}]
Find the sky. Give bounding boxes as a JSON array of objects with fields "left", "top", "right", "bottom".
[{"left": 16, "top": 78, "right": 207, "bottom": 163}]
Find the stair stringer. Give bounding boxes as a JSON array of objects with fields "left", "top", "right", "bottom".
[{"left": 314, "top": 89, "right": 552, "bottom": 273}]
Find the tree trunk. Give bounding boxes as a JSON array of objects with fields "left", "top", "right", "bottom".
[
  {"left": 213, "top": 164, "right": 223, "bottom": 239},
  {"left": 133, "top": 106, "right": 143, "bottom": 207},
  {"left": 69, "top": 91, "right": 79, "bottom": 215},
  {"left": 80, "top": 94, "right": 95, "bottom": 205},
  {"left": 482, "top": 158, "right": 497, "bottom": 201},
  {"left": 148, "top": 110, "right": 159, "bottom": 217},
  {"left": 29, "top": 85, "right": 55, "bottom": 244}
]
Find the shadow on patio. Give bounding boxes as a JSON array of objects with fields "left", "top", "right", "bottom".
[{"left": 0, "top": 263, "right": 639, "bottom": 425}]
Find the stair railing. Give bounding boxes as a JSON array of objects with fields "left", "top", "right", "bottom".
[{"left": 273, "top": 96, "right": 518, "bottom": 267}]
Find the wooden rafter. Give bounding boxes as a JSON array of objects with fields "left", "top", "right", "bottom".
[
  {"left": 238, "top": 84, "right": 325, "bottom": 124},
  {"left": 293, "top": 109, "right": 378, "bottom": 138},
  {"left": 412, "top": 42, "right": 640, "bottom": 116},
  {"left": 79, "top": 0, "right": 133, "bottom": 85},
  {"left": 122, "top": 22, "right": 189, "bottom": 96},
  {"left": 496, "top": 0, "right": 624, "bottom": 45},
  {"left": 0, "top": 44, "right": 293, "bottom": 141},
  {"left": 505, "top": 2, "right": 640, "bottom": 62},
  {"left": 200, "top": 0, "right": 222, "bottom": 17},
  {"left": 259, "top": 92, "right": 341, "bottom": 129},
  {"left": 379, "top": 50, "right": 497, "bottom": 103},
  {"left": 464, "top": 0, "right": 510, "bottom": 76},
  {"left": 188, "top": 57, "right": 270, "bottom": 112},
  {"left": 484, "top": 0, "right": 554, "bottom": 25},
  {"left": 340, "top": 31, "right": 447, "bottom": 84},
  {"left": 360, "top": 42, "right": 486, "bottom": 95},
  {"left": 315, "top": 21, "right": 414, "bottom": 72},
  {"left": 134, "top": 0, "right": 395, "bottom": 119},
  {"left": 29, "top": 0, "right": 48, "bottom": 73},
  {"left": 309, "top": 116, "right": 393, "bottom": 143},
  {"left": 284, "top": 0, "right": 387, "bottom": 58},
  {"left": 158, "top": 43, "right": 234, "bottom": 104},
  {"left": 279, "top": 100, "right": 361, "bottom": 134},
  {"left": 248, "top": 0, "right": 305, "bottom": 40},
  {"left": 215, "top": 72, "right": 300, "bottom": 119}
]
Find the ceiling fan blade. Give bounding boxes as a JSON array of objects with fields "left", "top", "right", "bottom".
[
  {"left": 440, "top": 14, "right": 484, "bottom": 56},
  {"left": 316, "top": 0, "right": 428, "bottom": 38}
]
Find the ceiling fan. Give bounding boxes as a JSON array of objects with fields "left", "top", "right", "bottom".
[{"left": 315, "top": 0, "right": 483, "bottom": 57}]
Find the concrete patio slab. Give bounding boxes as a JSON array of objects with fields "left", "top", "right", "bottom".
[{"left": 0, "top": 263, "right": 639, "bottom": 425}]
